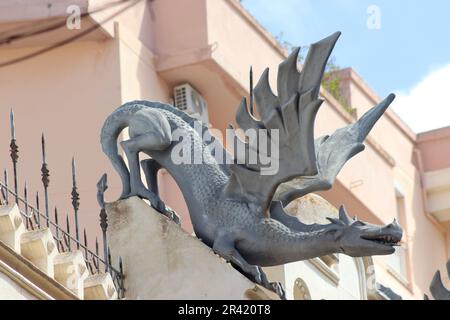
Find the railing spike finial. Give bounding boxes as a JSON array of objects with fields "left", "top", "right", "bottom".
[
  {"left": 97, "top": 174, "right": 109, "bottom": 274},
  {"left": 65, "top": 214, "right": 71, "bottom": 251},
  {"left": 10, "top": 109, "right": 15, "bottom": 140},
  {"left": 9, "top": 109, "right": 19, "bottom": 204},
  {"left": 41, "top": 133, "right": 46, "bottom": 163},
  {"left": 24, "top": 181, "right": 30, "bottom": 229},
  {"left": 54, "top": 207, "right": 60, "bottom": 251},
  {"left": 3, "top": 170, "right": 8, "bottom": 204},
  {"left": 35, "top": 191, "right": 41, "bottom": 229},
  {"left": 249, "top": 66, "right": 254, "bottom": 116},
  {"left": 71, "top": 157, "right": 76, "bottom": 188},
  {"left": 107, "top": 246, "right": 112, "bottom": 273},
  {"left": 54, "top": 207, "right": 59, "bottom": 226},
  {"left": 41, "top": 133, "right": 50, "bottom": 227},
  {"left": 95, "top": 237, "right": 100, "bottom": 273},
  {"left": 83, "top": 228, "right": 88, "bottom": 257},
  {"left": 71, "top": 156, "right": 80, "bottom": 248},
  {"left": 0, "top": 186, "right": 6, "bottom": 205},
  {"left": 118, "top": 256, "right": 124, "bottom": 298}
]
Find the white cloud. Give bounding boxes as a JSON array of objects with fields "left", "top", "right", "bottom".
[{"left": 391, "top": 64, "right": 450, "bottom": 133}]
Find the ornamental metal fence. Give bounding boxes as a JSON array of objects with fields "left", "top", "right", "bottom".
[{"left": 0, "top": 110, "right": 124, "bottom": 298}]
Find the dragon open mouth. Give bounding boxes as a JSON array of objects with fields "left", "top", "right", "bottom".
[{"left": 361, "top": 234, "right": 402, "bottom": 246}]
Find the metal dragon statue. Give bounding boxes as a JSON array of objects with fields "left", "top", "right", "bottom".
[{"left": 100, "top": 32, "right": 403, "bottom": 298}]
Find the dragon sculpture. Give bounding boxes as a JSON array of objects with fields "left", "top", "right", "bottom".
[{"left": 100, "top": 32, "right": 403, "bottom": 299}]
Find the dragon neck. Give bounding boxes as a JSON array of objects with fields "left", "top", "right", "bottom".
[
  {"left": 262, "top": 225, "right": 343, "bottom": 266},
  {"left": 293, "top": 229, "right": 342, "bottom": 261}
]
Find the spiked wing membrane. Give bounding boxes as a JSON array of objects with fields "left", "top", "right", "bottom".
[
  {"left": 224, "top": 32, "right": 342, "bottom": 215},
  {"left": 275, "top": 93, "right": 396, "bottom": 206}
]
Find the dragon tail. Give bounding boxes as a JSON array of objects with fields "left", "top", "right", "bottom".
[{"left": 100, "top": 102, "right": 147, "bottom": 197}]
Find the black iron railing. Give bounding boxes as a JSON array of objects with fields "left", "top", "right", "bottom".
[{"left": 0, "top": 110, "right": 124, "bottom": 298}]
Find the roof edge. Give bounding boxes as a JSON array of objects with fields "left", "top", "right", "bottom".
[{"left": 338, "top": 67, "right": 417, "bottom": 143}]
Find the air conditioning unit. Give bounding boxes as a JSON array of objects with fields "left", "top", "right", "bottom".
[{"left": 173, "top": 83, "right": 209, "bottom": 125}]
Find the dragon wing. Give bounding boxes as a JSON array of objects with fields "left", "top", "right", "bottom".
[
  {"left": 430, "top": 259, "right": 450, "bottom": 300},
  {"left": 224, "top": 32, "right": 341, "bottom": 216},
  {"left": 274, "top": 94, "right": 395, "bottom": 206}
]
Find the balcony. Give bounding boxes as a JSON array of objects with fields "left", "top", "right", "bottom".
[
  {"left": 152, "top": 0, "right": 287, "bottom": 132},
  {"left": 424, "top": 167, "right": 450, "bottom": 222}
]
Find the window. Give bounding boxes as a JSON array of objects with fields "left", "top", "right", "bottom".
[
  {"left": 387, "top": 184, "right": 408, "bottom": 284},
  {"left": 308, "top": 254, "right": 340, "bottom": 286}
]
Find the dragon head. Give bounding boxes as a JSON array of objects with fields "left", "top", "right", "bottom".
[{"left": 327, "top": 206, "right": 403, "bottom": 257}]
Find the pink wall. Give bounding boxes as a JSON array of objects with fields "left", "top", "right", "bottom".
[
  {"left": 151, "top": 0, "right": 208, "bottom": 57},
  {"left": 417, "top": 127, "right": 450, "bottom": 172},
  {"left": 0, "top": 39, "right": 122, "bottom": 248}
]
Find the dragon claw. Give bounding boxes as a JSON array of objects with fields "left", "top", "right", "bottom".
[
  {"left": 249, "top": 266, "right": 262, "bottom": 284},
  {"left": 257, "top": 266, "right": 270, "bottom": 286},
  {"left": 251, "top": 266, "right": 286, "bottom": 300},
  {"left": 125, "top": 186, "right": 182, "bottom": 226},
  {"left": 162, "top": 206, "right": 182, "bottom": 226},
  {"left": 154, "top": 198, "right": 182, "bottom": 226},
  {"left": 271, "top": 282, "right": 286, "bottom": 300},
  {"left": 154, "top": 199, "right": 182, "bottom": 226}
]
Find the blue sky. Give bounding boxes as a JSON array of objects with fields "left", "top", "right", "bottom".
[{"left": 241, "top": 0, "right": 450, "bottom": 133}]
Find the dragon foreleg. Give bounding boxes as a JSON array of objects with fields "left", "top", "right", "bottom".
[
  {"left": 141, "top": 158, "right": 161, "bottom": 198},
  {"left": 141, "top": 158, "right": 181, "bottom": 225},
  {"left": 213, "top": 230, "right": 286, "bottom": 299},
  {"left": 116, "top": 108, "right": 184, "bottom": 224}
]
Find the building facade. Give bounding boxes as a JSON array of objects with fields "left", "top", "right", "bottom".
[{"left": 0, "top": 0, "right": 449, "bottom": 299}]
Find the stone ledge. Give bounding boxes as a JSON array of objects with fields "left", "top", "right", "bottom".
[
  {"left": 106, "top": 197, "right": 279, "bottom": 300},
  {"left": 0, "top": 239, "right": 78, "bottom": 300},
  {"left": 0, "top": 204, "right": 118, "bottom": 300}
]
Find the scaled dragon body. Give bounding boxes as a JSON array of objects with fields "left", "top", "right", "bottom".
[{"left": 101, "top": 33, "right": 403, "bottom": 298}]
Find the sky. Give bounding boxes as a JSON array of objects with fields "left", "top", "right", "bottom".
[{"left": 241, "top": 0, "right": 450, "bottom": 133}]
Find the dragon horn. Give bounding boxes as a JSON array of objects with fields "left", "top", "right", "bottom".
[
  {"left": 355, "top": 93, "right": 396, "bottom": 142},
  {"left": 338, "top": 205, "right": 353, "bottom": 226},
  {"left": 392, "top": 218, "right": 401, "bottom": 228},
  {"left": 326, "top": 217, "right": 345, "bottom": 226}
]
